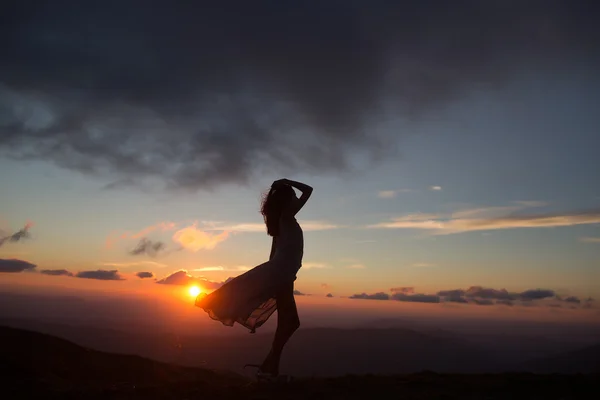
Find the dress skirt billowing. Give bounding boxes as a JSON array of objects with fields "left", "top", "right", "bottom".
[{"left": 195, "top": 259, "right": 297, "bottom": 333}]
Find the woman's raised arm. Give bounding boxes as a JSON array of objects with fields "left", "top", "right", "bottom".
[{"left": 274, "top": 179, "right": 313, "bottom": 216}]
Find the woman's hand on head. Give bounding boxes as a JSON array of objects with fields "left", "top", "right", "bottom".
[{"left": 272, "top": 178, "right": 289, "bottom": 187}]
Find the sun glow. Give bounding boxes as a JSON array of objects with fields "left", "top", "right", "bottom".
[{"left": 188, "top": 286, "right": 201, "bottom": 297}]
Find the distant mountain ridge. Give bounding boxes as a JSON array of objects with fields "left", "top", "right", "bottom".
[{"left": 1, "top": 325, "right": 599, "bottom": 400}]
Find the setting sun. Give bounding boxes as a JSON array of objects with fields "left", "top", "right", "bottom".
[{"left": 188, "top": 286, "right": 201, "bottom": 297}]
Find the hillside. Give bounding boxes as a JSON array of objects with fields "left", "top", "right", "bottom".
[
  {"left": 520, "top": 343, "right": 600, "bottom": 374},
  {"left": 1, "top": 325, "right": 599, "bottom": 399}
]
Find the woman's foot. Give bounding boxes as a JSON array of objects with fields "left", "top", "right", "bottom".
[{"left": 258, "top": 351, "right": 280, "bottom": 376}]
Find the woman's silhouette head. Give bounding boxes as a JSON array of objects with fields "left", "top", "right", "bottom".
[{"left": 261, "top": 184, "right": 297, "bottom": 236}]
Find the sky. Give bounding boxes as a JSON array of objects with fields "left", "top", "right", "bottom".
[{"left": 1, "top": 1, "right": 599, "bottom": 317}]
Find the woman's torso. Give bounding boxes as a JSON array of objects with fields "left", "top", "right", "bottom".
[{"left": 272, "top": 215, "right": 304, "bottom": 270}]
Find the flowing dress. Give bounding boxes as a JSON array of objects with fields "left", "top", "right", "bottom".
[{"left": 195, "top": 212, "right": 303, "bottom": 333}]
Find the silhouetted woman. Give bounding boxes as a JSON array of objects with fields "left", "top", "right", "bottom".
[{"left": 195, "top": 178, "right": 313, "bottom": 380}]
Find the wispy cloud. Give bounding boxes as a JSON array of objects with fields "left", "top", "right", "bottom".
[
  {"left": 108, "top": 219, "right": 341, "bottom": 257},
  {"left": 368, "top": 203, "right": 600, "bottom": 235},
  {"left": 40, "top": 269, "right": 73, "bottom": 277},
  {"left": 378, "top": 190, "right": 397, "bottom": 199},
  {"left": 303, "top": 262, "right": 331, "bottom": 269},
  {"left": 429, "top": 186, "right": 442, "bottom": 191},
  {"left": 377, "top": 189, "right": 413, "bottom": 199},
  {"left": 0, "top": 222, "right": 33, "bottom": 248},
  {"left": 106, "top": 222, "right": 176, "bottom": 248},
  {"left": 191, "top": 265, "right": 250, "bottom": 272},
  {"left": 192, "top": 266, "right": 225, "bottom": 272},
  {"left": 100, "top": 261, "right": 168, "bottom": 268},
  {"left": 513, "top": 200, "right": 548, "bottom": 207},
  {"left": 411, "top": 263, "right": 435, "bottom": 267},
  {"left": 579, "top": 237, "right": 600, "bottom": 243},
  {"left": 208, "top": 220, "right": 341, "bottom": 232},
  {"left": 346, "top": 264, "right": 366, "bottom": 269},
  {"left": 129, "top": 238, "right": 167, "bottom": 257}
]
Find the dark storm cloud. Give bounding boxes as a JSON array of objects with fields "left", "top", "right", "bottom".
[
  {"left": 129, "top": 238, "right": 166, "bottom": 257},
  {"left": 75, "top": 269, "right": 124, "bottom": 280},
  {"left": 136, "top": 271, "right": 154, "bottom": 279},
  {"left": 391, "top": 292, "right": 441, "bottom": 303},
  {"left": 40, "top": 269, "right": 74, "bottom": 277},
  {"left": 519, "top": 289, "right": 555, "bottom": 301},
  {"left": 464, "top": 286, "right": 517, "bottom": 300},
  {"left": 0, "top": 224, "right": 32, "bottom": 247},
  {"left": 155, "top": 270, "right": 229, "bottom": 289},
  {"left": 350, "top": 292, "right": 390, "bottom": 300},
  {"left": 1, "top": 1, "right": 598, "bottom": 191},
  {"left": 438, "top": 289, "right": 469, "bottom": 303},
  {"left": 0, "top": 258, "right": 36, "bottom": 273}
]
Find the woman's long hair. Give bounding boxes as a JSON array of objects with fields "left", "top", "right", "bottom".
[{"left": 260, "top": 184, "right": 296, "bottom": 236}]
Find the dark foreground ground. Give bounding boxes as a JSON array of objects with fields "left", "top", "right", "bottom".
[{"left": 1, "top": 326, "right": 598, "bottom": 400}]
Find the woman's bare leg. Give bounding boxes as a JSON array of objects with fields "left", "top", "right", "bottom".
[{"left": 260, "top": 282, "right": 300, "bottom": 375}]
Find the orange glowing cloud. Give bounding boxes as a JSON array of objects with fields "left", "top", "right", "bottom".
[{"left": 172, "top": 224, "right": 229, "bottom": 252}]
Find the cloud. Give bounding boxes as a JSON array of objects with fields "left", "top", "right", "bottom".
[
  {"left": 464, "top": 286, "right": 516, "bottom": 300},
  {"left": 136, "top": 271, "right": 154, "bottom": 279},
  {"left": 472, "top": 299, "right": 494, "bottom": 306},
  {"left": 40, "top": 269, "right": 73, "bottom": 277},
  {"left": 349, "top": 292, "right": 390, "bottom": 300},
  {"left": 129, "top": 238, "right": 166, "bottom": 257},
  {"left": 378, "top": 190, "right": 398, "bottom": 199},
  {"left": 106, "top": 222, "right": 176, "bottom": 248},
  {"left": 326, "top": 293, "right": 333, "bottom": 298},
  {"left": 100, "top": 261, "right": 167, "bottom": 268},
  {"left": 303, "top": 262, "right": 331, "bottom": 269},
  {"left": 349, "top": 285, "right": 594, "bottom": 309},
  {"left": 562, "top": 296, "right": 581, "bottom": 304},
  {"left": 156, "top": 270, "right": 229, "bottom": 290},
  {"left": 321, "top": 283, "right": 331, "bottom": 290},
  {"left": 0, "top": 223, "right": 33, "bottom": 247},
  {"left": 519, "top": 289, "right": 555, "bottom": 301},
  {"left": 192, "top": 265, "right": 250, "bottom": 272},
  {"left": 437, "top": 289, "right": 469, "bottom": 303},
  {"left": 0, "top": 258, "right": 36, "bottom": 273},
  {"left": 293, "top": 290, "right": 306, "bottom": 296},
  {"left": 429, "top": 186, "right": 442, "bottom": 191},
  {"left": 75, "top": 270, "right": 124, "bottom": 280},
  {"left": 513, "top": 201, "right": 547, "bottom": 208},
  {"left": 1, "top": 2, "right": 597, "bottom": 191},
  {"left": 172, "top": 224, "right": 229, "bottom": 251},
  {"left": 411, "top": 263, "right": 435, "bottom": 267},
  {"left": 496, "top": 299, "right": 514, "bottom": 306},
  {"left": 216, "top": 221, "right": 340, "bottom": 233},
  {"left": 579, "top": 237, "right": 600, "bottom": 243},
  {"left": 368, "top": 204, "right": 600, "bottom": 235},
  {"left": 391, "top": 292, "right": 441, "bottom": 303},
  {"left": 391, "top": 287, "right": 414, "bottom": 294},
  {"left": 346, "top": 264, "right": 366, "bottom": 269},
  {"left": 192, "top": 266, "right": 225, "bottom": 272}
]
